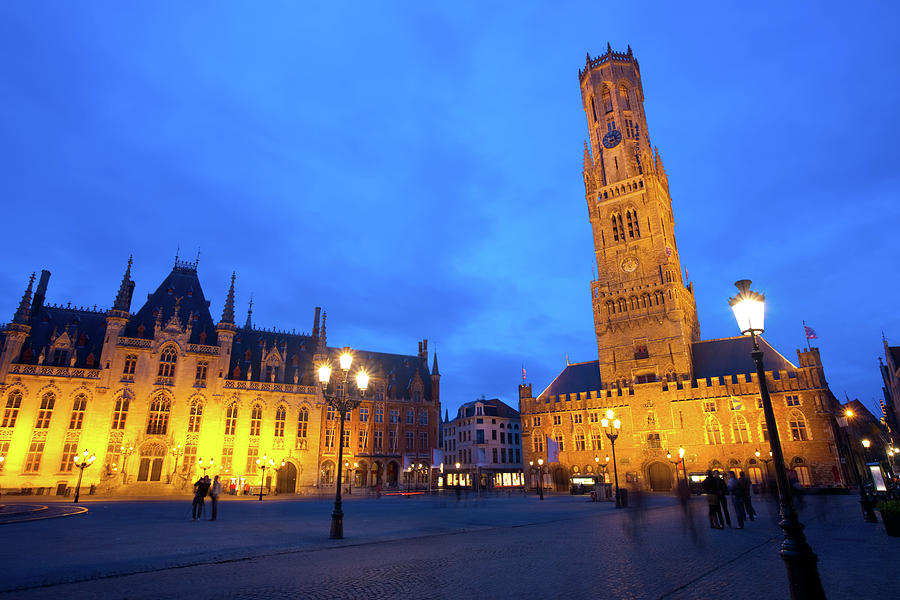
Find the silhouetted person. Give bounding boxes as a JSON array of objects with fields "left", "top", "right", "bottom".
[
  {"left": 713, "top": 470, "right": 732, "bottom": 527},
  {"left": 701, "top": 470, "right": 722, "bottom": 529},
  {"left": 192, "top": 475, "right": 211, "bottom": 521},
  {"left": 738, "top": 471, "right": 756, "bottom": 520},
  {"left": 209, "top": 475, "right": 221, "bottom": 521},
  {"left": 727, "top": 472, "right": 746, "bottom": 528}
]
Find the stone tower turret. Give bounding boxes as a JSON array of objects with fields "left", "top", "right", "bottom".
[{"left": 580, "top": 46, "right": 699, "bottom": 388}]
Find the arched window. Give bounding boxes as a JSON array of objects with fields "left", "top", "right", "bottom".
[
  {"left": 188, "top": 399, "right": 203, "bottom": 433},
  {"left": 601, "top": 86, "right": 612, "bottom": 112},
  {"left": 574, "top": 429, "right": 586, "bottom": 451},
  {"left": 705, "top": 416, "right": 723, "bottom": 445},
  {"left": 630, "top": 210, "right": 641, "bottom": 237},
  {"left": 225, "top": 403, "right": 238, "bottom": 435},
  {"left": 553, "top": 431, "right": 565, "bottom": 452},
  {"left": 250, "top": 403, "right": 263, "bottom": 436},
  {"left": 619, "top": 84, "right": 631, "bottom": 110},
  {"left": 69, "top": 394, "right": 87, "bottom": 429},
  {"left": 591, "top": 428, "right": 603, "bottom": 451},
  {"left": 146, "top": 394, "right": 170, "bottom": 435},
  {"left": 789, "top": 410, "right": 809, "bottom": 441},
  {"left": 123, "top": 354, "right": 137, "bottom": 377},
  {"left": 274, "top": 405, "right": 286, "bottom": 437},
  {"left": 606, "top": 300, "right": 615, "bottom": 316},
  {"left": 2, "top": 389, "right": 23, "bottom": 428},
  {"left": 611, "top": 215, "right": 620, "bottom": 241},
  {"left": 35, "top": 391, "right": 55, "bottom": 429},
  {"left": 618, "top": 298, "right": 626, "bottom": 312},
  {"left": 297, "top": 406, "right": 309, "bottom": 441},
  {"left": 158, "top": 346, "right": 177, "bottom": 380},
  {"left": 590, "top": 96, "right": 598, "bottom": 122},
  {"left": 759, "top": 415, "right": 770, "bottom": 442},
  {"left": 626, "top": 211, "right": 635, "bottom": 238},
  {"left": 732, "top": 414, "right": 750, "bottom": 443},
  {"left": 112, "top": 396, "right": 129, "bottom": 430}
]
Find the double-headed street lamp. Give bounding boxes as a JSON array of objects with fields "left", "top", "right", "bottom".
[
  {"left": 256, "top": 454, "right": 274, "bottom": 501},
  {"left": 169, "top": 444, "right": 184, "bottom": 482},
  {"left": 198, "top": 457, "right": 214, "bottom": 476},
  {"left": 729, "top": 279, "right": 825, "bottom": 599},
  {"left": 667, "top": 448, "right": 686, "bottom": 484},
  {"left": 528, "top": 458, "right": 545, "bottom": 500},
  {"left": 601, "top": 409, "right": 622, "bottom": 508},
  {"left": 73, "top": 449, "right": 96, "bottom": 503},
  {"left": 344, "top": 461, "right": 358, "bottom": 494},
  {"left": 842, "top": 409, "right": 878, "bottom": 523},
  {"left": 755, "top": 448, "right": 774, "bottom": 492},
  {"left": 318, "top": 349, "right": 369, "bottom": 539},
  {"left": 120, "top": 444, "right": 134, "bottom": 484}
]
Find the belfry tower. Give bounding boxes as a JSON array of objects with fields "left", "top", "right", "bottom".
[{"left": 580, "top": 46, "right": 699, "bottom": 388}]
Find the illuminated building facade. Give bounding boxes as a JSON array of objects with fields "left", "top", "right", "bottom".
[
  {"left": 519, "top": 46, "right": 844, "bottom": 491},
  {"left": 0, "top": 258, "right": 439, "bottom": 495},
  {"left": 442, "top": 397, "right": 523, "bottom": 489}
]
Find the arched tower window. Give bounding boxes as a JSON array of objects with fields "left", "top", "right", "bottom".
[
  {"left": 590, "top": 96, "right": 598, "bottom": 122},
  {"left": 225, "top": 403, "right": 238, "bottom": 435},
  {"left": 619, "top": 84, "right": 631, "bottom": 110},
  {"left": 611, "top": 215, "right": 620, "bottom": 241},
  {"left": 705, "top": 416, "right": 723, "bottom": 445},
  {"left": 626, "top": 212, "right": 635, "bottom": 238},
  {"left": 630, "top": 210, "right": 640, "bottom": 237},
  {"left": 274, "top": 405, "right": 287, "bottom": 437},
  {"left": 732, "top": 414, "right": 750, "bottom": 443},
  {"left": 158, "top": 346, "right": 177, "bottom": 381},
  {"left": 146, "top": 394, "right": 170, "bottom": 435},
  {"left": 789, "top": 410, "right": 809, "bottom": 441},
  {"left": 188, "top": 399, "right": 203, "bottom": 433},
  {"left": 601, "top": 85, "right": 612, "bottom": 113},
  {"left": 250, "top": 403, "right": 263, "bottom": 436},
  {"left": 68, "top": 394, "right": 87, "bottom": 430},
  {"left": 606, "top": 300, "right": 615, "bottom": 316}
]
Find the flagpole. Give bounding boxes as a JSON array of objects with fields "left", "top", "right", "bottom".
[{"left": 803, "top": 320, "right": 810, "bottom": 350}]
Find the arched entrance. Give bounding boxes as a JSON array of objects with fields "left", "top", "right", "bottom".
[
  {"left": 355, "top": 460, "right": 368, "bottom": 487},
  {"left": 320, "top": 461, "right": 335, "bottom": 485},
  {"left": 276, "top": 462, "right": 297, "bottom": 494},
  {"left": 386, "top": 461, "right": 398, "bottom": 487},
  {"left": 137, "top": 443, "right": 166, "bottom": 482},
  {"left": 372, "top": 461, "right": 383, "bottom": 486},
  {"left": 647, "top": 461, "right": 673, "bottom": 491},
  {"left": 551, "top": 466, "right": 569, "bottom": 492}
]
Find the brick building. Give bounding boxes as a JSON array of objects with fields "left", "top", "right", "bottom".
[
  {"left": 519, "top": 46, "right": 844, "bottom": 492},
  {"left": 0, "top": 258, "right": 440, "bottom": 496}
]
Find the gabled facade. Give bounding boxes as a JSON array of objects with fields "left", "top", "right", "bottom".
[
  {"left": 519, "top": 47, "right": 843, "bottom": 492},
  {"left": 0, "top": 258, "right": 440, "bottom": 495}
]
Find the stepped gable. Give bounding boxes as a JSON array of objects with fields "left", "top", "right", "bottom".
[
  {"left": 228, "top": 328, "right": 317, "bottom": 384},
  {"left": 18, "top": 304, "right": 107, "bottom": 368},
  {"left": 124, "top": 260, "right": 217, "bottom": 345},
  {"left": 318, "top": 348, "right": 434, "bottom": 401},
  {"left": 691, "top": 336, "right": 795, "bottom": 379},
  {"left": 538, "top": 360, "right": 602, "bottom": 399}
]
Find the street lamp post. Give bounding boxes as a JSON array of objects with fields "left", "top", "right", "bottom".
[
  {"left": 601, "top": 409, "right": 622, "bottom": 508},
  {"left": 73, "top": 450, "right": 96, "bottom": 503},
  {"left": 318, "top": 349, "right": 369, "bottom": 539},
  {"left": 537, "top": 458, "right": 545, "bottom": 500},
  {"left": 755, "top": 449, "right": 774, "bottom": 493},
  {"left": 169, "top": 444, "right": 184, "bottom": 483},
  {"left": 198, "top": 457, "right": 214, "bottom": 476},
  {"left": 678, "top": 447, "right": 687, "bottom": 484},
  {"left": 842, "top": 410, "right": 878, "bottom": 523},
  {"left": 256, "top": 454, "right": 274, "bottom": 501},
  {"left": 120, "top": 444, "right": 134, "bottom": 484},
  {"left": 666, "top": 450, "right": 682, "bottom": 484},
  {"left": 729, "top": 279, "right": 825, "bottom": 599},
  {"left": 861, "top": 439, "right": 871, "bottom": 463}
]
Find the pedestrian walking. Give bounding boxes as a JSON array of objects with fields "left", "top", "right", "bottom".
[
  {"left": 209, "top": 475, "right": 222, "bottom": 521},
  {"left": 701, "top": 470, "right": 722, "bottom": 529},
  {"left": 192, "top": 475, "right": 211, "bottom": 521},
  {"left": 738, "top": 471, "right": 756, "bottom": 520},
  {"left": 713, "top": 470, "right": 732, "bottom": 527},
  {"left": 727, "top": 472, "right": 746, "bottom": 528}
]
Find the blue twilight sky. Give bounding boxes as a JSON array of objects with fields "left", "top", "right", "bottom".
[{"left": 2, "top": 3, "right": 899, "bottom": 418}]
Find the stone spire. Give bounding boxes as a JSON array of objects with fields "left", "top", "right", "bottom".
[
  {"left": 13, "top": 272, "right": 35, "bottom": 324},
  {"left": 244, "top": 294, "right": 253, "bottom": 329},
  {"left": 432, "top": 352, "right": 440, "bottom": 376},
  {"left": 583, "top": 141, "right": 593, "bottom": 171},
  {"left": 316, "top": 311, "right": 327, "bottom": 354},
  {"left": 112, "top": 255, "right": 134, "bottom": 312},
  {"left": 221, "top": 272, "right": 236, "bottom": 324}
]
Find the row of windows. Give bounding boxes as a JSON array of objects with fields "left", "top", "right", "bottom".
[
  {"left": 322, "top": 428, "right": 430, "bottom": 453},
  {"left": 611, "top": 210, "right": 641, "bottom": 242},
  {"left": 1, "top": 390, "right": 90, "bottom": 431},
  {"left": 588, "top": 83, "right": 632, "bottom": 122},
  {"left": 605, "top": 290, "right": 669, "bottom": 317},
  {"left": 325, "top": 406, "right": 429, "bottom": 426},
  {"left": 703, "top": 396, "right": 802, "bottom": 412}
]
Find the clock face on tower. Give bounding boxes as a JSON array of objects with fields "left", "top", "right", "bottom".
[
  {"left": 621, "top": 257, "right": 639, "bottom": 273},
  {"left": 602, "top": 130, "right": 622, "bottom": 149}
]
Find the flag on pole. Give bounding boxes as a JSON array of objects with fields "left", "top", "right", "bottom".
[
  {"left": 522, "top": 364, "right": 526, "bottom": 382},
  {"left": 804, "top": 324, "right": 817, "bottom": 340},
  {"left": 547, "top": 435, "right": 559, "bottom": 463}
]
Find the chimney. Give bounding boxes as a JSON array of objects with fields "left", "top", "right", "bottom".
[{"left": 32, "top": 270, "right": 50, "bottom": 313}]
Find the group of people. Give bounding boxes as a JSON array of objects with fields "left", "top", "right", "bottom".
[
  {"left": 192, "top": 474, "right": 222, "bottom": 521},
  {"left": 701, "top": 469, "right": 756, "bottom": 529}
]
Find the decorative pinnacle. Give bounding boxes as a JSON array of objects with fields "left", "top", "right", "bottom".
[
  {"left": 221, "top": 271, "right": 236, "bottom": 324},
  {"left": 13, "top": 272, "right": 35, "bottom": 324},
  {"left": 112, "top": 255, "right": 133, "bottom": 312},
  {"left": 244, "top": 294, "right": 253, "bottom": 329}
]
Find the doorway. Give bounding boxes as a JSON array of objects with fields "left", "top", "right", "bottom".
[
  {"left": 137, "top": 443, "right": 166, "bottom": 482},
  {"left": 276, "top": 462, "right": 297, "bottom": 494},
  {"left": 647, "top": 461, "right": 673, "bottom": 491}
]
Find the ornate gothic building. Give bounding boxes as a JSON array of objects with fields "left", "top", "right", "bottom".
[
  {"left": 519, "top": 46, "right": 845, "bottom": 491},
  {"left": 0, "top": 258, "right": 440, "bottom": 496}
]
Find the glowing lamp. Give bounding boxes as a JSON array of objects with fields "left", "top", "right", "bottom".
[
  {"left": 605, "top": 409, "right": 615, "bottom": 420},
  {"left": 862, "top": 439, "right": 871, "bottom": 449},
  {"left": 613, "top": 419, "right": 621, "bottom": 430},
  {"left": 728, "top": 279, "right": 765, "bottom": 336},
  {"left": 318, "top": 364, "right": 332, "bottom": 385},
  {"left": 537, "top": 458, "right": 544, "bottom": 466},
  {"left": 356, "top": 370, "right": 369, "bottom": 391},
  {"left": 678, "top": 447, "right": 685, "bottom": 459},
  {"left": 601, "top": 418, "right": 609, "bottom": 428},
  {"left": 339, "top": 352, "right": 353, "bottom": 371}
]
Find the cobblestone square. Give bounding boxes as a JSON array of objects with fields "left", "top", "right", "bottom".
[{"left": 1, "top": 492, "right": 897, "bottom": 599}]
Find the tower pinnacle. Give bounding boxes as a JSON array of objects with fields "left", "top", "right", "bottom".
[
  {"left": 221, "top": 272, "right": 236, "bottom": 324},
  {"left": 13, "top": 272, "right": 35, "bottom": 324},
  {"left": 244, "top": 294, "right": 253, "bottom": 329},
  {"left": 112, "top": 255, "right": 134, "bottom": 312}
]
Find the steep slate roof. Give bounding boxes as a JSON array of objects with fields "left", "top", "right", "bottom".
[
  {"left": 229, "top": 327, "right": 318, "bottom": 385},
  {"left": 889, "top": 346, "right": 900, "bottom": 372},
  {"left": 19, "top": 305, "right": 108, "bottom": 368},
  {"left": 538, "top": 360, "right": 603, "bottom": 399},
  {"left": 124, "top": 261, "right": 218, "bottom": 345},
  {"left": 330, "top": 348, "right": 435, "bottom": 401},
  {"left": 457, "top": 397, "right": 519, "bottom": 419},
  {"left": 691, "top": 336, "right": 795, "bottom": 380}
]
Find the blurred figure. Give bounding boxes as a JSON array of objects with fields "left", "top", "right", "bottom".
[
  {"left": 623, "top": 485, "right": 646, "bottom": 542},
  {"left": 677, "top": 478, "right": 702, "bottom": 545},
  {"left": 701, "top": 470, "right": 722, "bottom": 529},
  {"left": 738, "top": 471, "right": 757, "bottom": 520},
  {"left": 727, "top": 472, "right": 746, "bottom": 528}
]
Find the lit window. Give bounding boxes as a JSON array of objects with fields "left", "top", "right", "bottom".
[
  {"left": 146, "top": 394, "right": 170, "bottom": 435},
  {"left": 705, "top": 416, "right": 723, "bottom": 445},
  {"left": 195, "top": 361, "right": 208, "bottom": 386},
  {"left": 2, "top": 390, "right": 23, "bottom": 428},
  {"left": 188, "top": 399, "right": 203, "bottom": 433},
  {"left": 60, "top": 442, "right": 78, "bottom": 472},
  {"left": 574, "top": 431, "right": 586, "bottom": 451},
  {"left": 789, "top": 410, "right": 809, "bottom": 441},
  {"left": 250, "top": 404, "right": 262, "bottom": 436},
  {"left": 786, "top": 395, "right": 800, "bottom": 407},
  {"left": 111, "top": 397, "right": 129, "bottom": 430},
  {"left": 375, "top": 407, "right": 384, "bottom": 423},
  {"left": 157, "top": 346, "right": 177, "bottom": 381},
  {"left": 359, "top": 407, "right": 369, "bottom": 422},
  {"left": 274, "top": 405, "right": 286, "bottom": 437},
  {"left": 68, "top": 395, "right": 87, "bottom": 430},
  {"left": 296, "top": 407, "right": 309, "bottom": 447},
  {"left": 225, "top": 403, "right": 238, "bottom": 436},
  {"left": 35, "top": 392, "right": 55, "bottom": 429},
  {"left": 24, "top": 440, "right": 45, "bottom": 473},
  {"left": 732, "top": 415, "right": 750, "bottom": 443}
]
